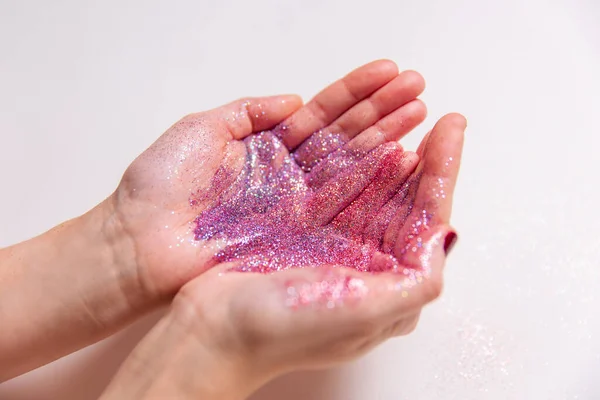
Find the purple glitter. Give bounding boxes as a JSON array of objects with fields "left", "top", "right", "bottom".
[{"left": 192, "top": 130, "right": 436, "bottom": 274}]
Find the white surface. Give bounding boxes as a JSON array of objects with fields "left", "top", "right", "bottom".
[{"left": 1, "top": 0, "right": 599, "bottom": 398}]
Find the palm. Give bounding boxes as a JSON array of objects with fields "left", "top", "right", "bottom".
[
  {"left": 114, "top": 60, "right": 435, "bottom": 297},
  {"left": 114, "top": 100, "right": 294, "bottom": 296}
]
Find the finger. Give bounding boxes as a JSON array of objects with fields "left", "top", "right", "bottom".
[
  {"left": 304, "top": 145, "right": 369, "bottom": 191},
  {"left": 393, "top": 223, "right": 456, "bottom": 271},
  {"left": 331, "top": 151, "right": 419, "bottom": 238},
  {"left": 345, "top": 99, "right": 427, "bottom": 154},
  {"left": 377, "top": 114, "right": 465, "bottom": 253},
  {"left": 218, "top": 95, "right": 303, "bottom": 140},
  {"left": 328, "top": 71, "right": 425, "bottom": 140},
  {"left": 416, "top": 130, "right": 432, "bottom": 157},
  {"left": 292, "top": 71, "right": 425, "bottom": 171},
  {"left": 370, "top": 226, "right": 449, "bottom": 319},
  {"left": 368, "top": 173, "right": 419, "bottom": 253},
  {"left": 275, "top": 60, "right": 399, "bottom": 149},
  {"left": 409, "top": 113, "right": 466, "bottom": 226},
  {"left": 304, "top": 99, "right": 423, "bottom": 189},
  {"left": 307, "top": 142, "right": 402, "bottom": 226},
  {"left": 291, "top": 129, "right": 351, "bottom": 173}
]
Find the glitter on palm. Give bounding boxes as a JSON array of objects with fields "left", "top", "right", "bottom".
[{"left": 192, "top": 130, "right": 440, "bottom": 274}]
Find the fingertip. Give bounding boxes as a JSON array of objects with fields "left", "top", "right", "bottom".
[
  {"left": 400, "top": 99, "right": 427, "bottom": 127},
  {"left": 370, "top": 59, "right": 399, "bottom": 77},
  {"left": 401, "top": 150, "right": 420, "bottom": 166},
  {"left": 270, "top": 94, "right": 304, "bottom": 115},
  {"left": 279, "top": 94, "right": 303, "bottom": 107},
  {"left": 412, "top": 99, "right": 428, "bottom": 120},
  {"left": 398, "top": 69, "right": 426, "bottom": 93},
  {"left": 416, "top": 130, "right": 431, "bottom": 157},
  {"left": 225, "top": 95, "right": 305, "bottom": 139},
  {"left": 440, "top": 113, "right": 467, "bottom": 130},
  {"left": 428, "top": 113, "right": 466, "bottom": 149}
]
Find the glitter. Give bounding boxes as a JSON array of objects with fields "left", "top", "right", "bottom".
[
  {"left": 284, "top": 275, "right": 369, "bottom": 308},
  {"left": 191, "top": 129, "right": 447, "bottom": 276},
  {"left": 292, "top": 130, "right": 349, "bottom": 172}
]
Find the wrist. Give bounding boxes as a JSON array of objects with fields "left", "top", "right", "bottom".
[
  {"left": 93, "top": 194, "right": 156, "bottom": 313},
  {"left": 102, "top": 307, "right": 265, "bottom": 400},
  {"left": 0, "top": 198, "right": 157, "bottom": 379}
]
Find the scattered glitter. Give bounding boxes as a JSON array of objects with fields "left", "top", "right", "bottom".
[{"left": 284, "top": 275, "right": 369, "bottom": 309}]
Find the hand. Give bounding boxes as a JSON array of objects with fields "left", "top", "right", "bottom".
[
  {"left": 109, "top": 60, "right": 427, "bottom": 299},
  {"left": 101, "top": 114, "right": 465, "bottom": 400},
  {"left": 178, "top": 111, "right": 464, "bottom": 368}
]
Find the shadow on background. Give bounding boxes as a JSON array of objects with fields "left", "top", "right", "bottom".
[{"left": 249, "top": 368, "right": 345, "bottom": 400}]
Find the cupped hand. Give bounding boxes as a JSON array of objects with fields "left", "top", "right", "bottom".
[
  {"left": 111, "top": 60, "right": 427, "bottom": 299},
  {"left": 170, "top": 113, "right": 465, "bottom": 389}
]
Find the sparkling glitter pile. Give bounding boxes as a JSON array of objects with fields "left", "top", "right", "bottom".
[{"left": 192, "top": 130, "right": 435, "bottom": 274}]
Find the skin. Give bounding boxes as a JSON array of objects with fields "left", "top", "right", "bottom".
[
  {"left": 100, "top": 113, "right": 465, "bottom": 400},
  {"left": 0, "top": 60, "right": 444, "bottom": 381}
]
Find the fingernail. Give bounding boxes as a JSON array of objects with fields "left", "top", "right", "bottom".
[{"left": 443, "top": 231, "right": 458, "bottom": 256}]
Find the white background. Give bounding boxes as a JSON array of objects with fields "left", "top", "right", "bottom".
[{"left": 1, "top": 0, "right": 599, "bottom": 399}]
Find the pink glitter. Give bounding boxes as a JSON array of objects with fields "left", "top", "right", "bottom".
[
  {"left": 284, "top": 275, "right": 368, "bottom": 309},
  {"left": 192, "top": 130, "right": 438, "bottom": 274}
]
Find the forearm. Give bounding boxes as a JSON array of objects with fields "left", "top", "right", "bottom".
[
  {"left": 100, "top": 304, "right": 263, "bottom": 400},
  {"left": 0, "top": 196, "right": 154, "bottom": 380}
]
